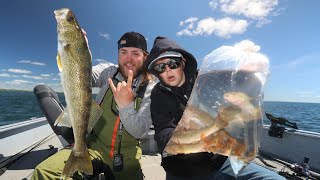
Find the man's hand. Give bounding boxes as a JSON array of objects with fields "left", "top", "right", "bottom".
[{"left": 108, "top": 70, "right": 135, "bottom": 108}]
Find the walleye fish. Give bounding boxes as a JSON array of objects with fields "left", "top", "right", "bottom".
[
  {"left": 223, "top": 92, "right": 260, "bottom": 164},
  {"left": 223, "top": 92, "right": 261, "bottom": 121},
  {"left": 165, "top": 129, "right": 246, "bottom": 156},
  {"left": 169, "top": 118, "right": 228, "bottom": 144},
  {"left": 178, "top": 106, "right": 215, "bottom": 130},
  {"left": 165, "top": 141, "right": 206, "bottom": 155},
  {"left": 223, "top": 92, "right": 252, "bottom": 107},
  {"left": 218, "top": 105, "right": 242, "bottom": 122},
  {"left": 165, "top": 92, "right": 261, "bottom": 155},
  {"left": 54, "top": 8, "right": 101, "bottom": 179},
  {"left": 204, "top": 130, "right": 247, "bottom": 158}
]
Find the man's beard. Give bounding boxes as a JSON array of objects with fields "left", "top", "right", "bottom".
[{"left": 119, "top": 64, "right": 142, "bottom": 79}]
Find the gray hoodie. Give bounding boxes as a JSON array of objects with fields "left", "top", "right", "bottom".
[{"left": 92, "top": 62, "right": 156, "bottom": 139}]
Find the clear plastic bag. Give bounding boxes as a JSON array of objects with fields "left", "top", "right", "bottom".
[{"left": 164, "top": 40, "right": 269, "bottom": 173}]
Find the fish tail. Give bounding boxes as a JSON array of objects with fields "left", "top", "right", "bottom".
[{"left": 60, "top": 148, "right": 93, "bottom": 179}]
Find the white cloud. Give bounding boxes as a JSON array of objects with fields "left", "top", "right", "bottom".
[
  {"left": 179, "top": 17, "right": 198, "bottom": 26},
  {"left": 98, "top": 32, "right": 111, "bottom": 40},
  {"left": 177, "top": 17, "right": 248, "bottom": 38},
  {"left": 40, "top": 74, "right": 51, "bottom": 77},
  {"left": 212, "top": 0, "right": 279, "bottom": 27},
  {"left": 209, "top": 1, "right": 219, "bottom": 10},
  {"left": 95, "top": 58, "right": 108, "bottom": 63},
  {"left": 218, "top": 0, "right": 278, "bottom": 19},
  {"left": 18, "top": 60, "right": 46, "bottom": 66},
  {"left": 21, "top": 75, "right": 46, "bottom": 80},
  {"left": 8, "top": 68, "right": 32, "bottom": 74},
  {"left": 6, "top": 79, "right": 32, "bottom": 85},
  {"left": 178, "top": 0, "right": 280, "bottom": 38},
  {"left": 0, "top": 73, "right": 11, "bottom": 77},
  {"left": 47, "top": 83, "right": 63, "bottom": 92},
  {"left": 285, "top": 52, "right": 320, "bottom": 69}
]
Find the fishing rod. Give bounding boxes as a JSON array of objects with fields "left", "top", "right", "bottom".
[
  {"left": 259, "top": 152, "right": 320, "bottom": 180},
  {"left": 0, "top": 133, "right": 57, "bottom": 176}
]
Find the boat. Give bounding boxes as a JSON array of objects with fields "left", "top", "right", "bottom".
[{"left": 1, "top": 113, "right": 320, "bottom": 180}]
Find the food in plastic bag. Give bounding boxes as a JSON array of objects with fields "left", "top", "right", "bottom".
[{"left": 163, "top": 40, "right": 269, "bottom": 174}]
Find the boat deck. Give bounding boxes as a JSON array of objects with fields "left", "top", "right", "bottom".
[{"left": 1, "top": 119, "right": 319, "bottom": 180}]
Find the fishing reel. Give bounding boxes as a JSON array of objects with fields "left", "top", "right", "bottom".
[
  {"left": 278, "top": 157, "right": 319, "bottom": 180},
  {"left": 289, "top": 157, "right": 320, "bottom": 179}
]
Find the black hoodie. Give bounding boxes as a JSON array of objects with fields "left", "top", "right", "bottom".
[{"left": 146, "top": 36, "right": 227, "bottom": 177}]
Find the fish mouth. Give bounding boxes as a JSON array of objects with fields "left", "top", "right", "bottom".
[
  {"left": 54, "top": 8, "right": 69, "bottom": 20},
  {"left": 54, "top": 8, "right": 75, "bottom": 24}
]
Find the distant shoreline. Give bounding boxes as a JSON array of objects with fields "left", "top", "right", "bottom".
[
  {"left": 0, "top": 88, "right": 33, "bottom": 92},
  {"left": 0, "top": 88, "right": 64, "bottom": 93},
  {"left": 0, "top": 88, "right": 97, "bottom": 94}
]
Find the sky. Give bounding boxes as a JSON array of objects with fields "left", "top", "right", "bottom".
[{"left": 0, "top": 0, "right": 320, "bottom": 103}]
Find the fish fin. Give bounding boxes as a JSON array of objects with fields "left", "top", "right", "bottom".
[
  {"left": 54, "top": 101, "right": 101, "bottom": 130},
  {"left": 54, "top": 108, "right": 72, "bottom": 128},
  {"left": 56, "top": 53, "right": 63, "bottom": 72},
  {"left": 87, "top": 101, "right": 103, "bottom": 133},
  {"left": 60, "top": 147, "right": 93, "bottom": 179}
]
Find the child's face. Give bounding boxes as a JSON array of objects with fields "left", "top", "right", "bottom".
[{"left": 155, "top": 58, "right": 186, "bottom": 87}]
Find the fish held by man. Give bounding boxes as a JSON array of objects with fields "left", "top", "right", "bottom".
[{"left": 54, "top": 8, "right": 102, "bottom": 179}]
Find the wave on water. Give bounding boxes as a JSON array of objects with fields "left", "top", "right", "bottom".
[{"left": 0, "top": 90, "right": 65, "bottom": 126}]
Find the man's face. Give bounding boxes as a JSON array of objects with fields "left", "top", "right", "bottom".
[{"left": 118, "top": 47, "right": 146, "bottom": 79}]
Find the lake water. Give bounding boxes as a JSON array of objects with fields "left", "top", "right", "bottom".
[{"left": 0, "top": 90, "right": 320, "bottom": 133}]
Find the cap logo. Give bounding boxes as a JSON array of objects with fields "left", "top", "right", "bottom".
[{"left": 120, "top": 39, "right": 126, "bottom": 45}]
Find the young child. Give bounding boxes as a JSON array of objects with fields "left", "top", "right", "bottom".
[
  {"left": 145, "top": 36, "right": 285, "bottom": 180},
  {"left": 146, "top": 36, "right": 227, "bottom": 179}
]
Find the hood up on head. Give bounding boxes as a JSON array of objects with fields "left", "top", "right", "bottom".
[{"left": 145, "top": 36, "right": 198, "bottom": 85}]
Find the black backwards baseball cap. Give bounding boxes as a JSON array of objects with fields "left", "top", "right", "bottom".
[{"left": 118, "top": 32, "right": 148, "bottom": 53}]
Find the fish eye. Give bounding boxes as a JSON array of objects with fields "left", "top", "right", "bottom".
[
  {"left": 66, "top": 11, "right": 75, "bottom": 22},
  {"left": 67, "top": 16, "right": 74, "bottom": 22}
]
